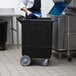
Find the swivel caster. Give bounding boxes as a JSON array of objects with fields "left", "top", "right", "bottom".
[
  {"left": 42, "top": 59, "right": 49, "bottom": 66},
  {"left": 20, "top": 55, "right": 31, "bottom": 66}
]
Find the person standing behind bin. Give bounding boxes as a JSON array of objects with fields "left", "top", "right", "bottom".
[{"left": 19, "top": 0, "right": 42, "bottom": 18}]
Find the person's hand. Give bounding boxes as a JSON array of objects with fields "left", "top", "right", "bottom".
[
  {"left": 21, "top": 7, "right": 32, "bottom": 16},
  {"left": 26, "top": 10, "right": 32, "bottom": 16}
]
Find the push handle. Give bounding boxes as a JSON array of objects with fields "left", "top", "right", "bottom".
[{"left": 17, "top": 16, "right": 26, "bottom": 21}]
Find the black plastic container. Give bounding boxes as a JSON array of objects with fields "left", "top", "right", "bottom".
[
  {"left": 17, "top": 16, "right": 53, "bottom": 66},
  {"left": 0, "top": 20, "right": 7, "bottom": 50}
]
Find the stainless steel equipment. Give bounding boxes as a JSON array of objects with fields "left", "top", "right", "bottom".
[{"left": 52, "top": 7, "right": 76, "bottom": 61}]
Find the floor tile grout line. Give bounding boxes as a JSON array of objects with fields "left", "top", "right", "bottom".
[
  {"left": 24, "top": 67, "right": 40, "bottom": 76},
  {"left": 0, "top": 59, "right": 13, "bottom": 76},
  {"left": 2, "top": 52, "right": 22, "bottom": 76},
  {"left": 37, "top": 66, "right": 52, "bottom": 76},
  {"left": 44, "top": 67, "right": 61, "bottom": 76},
  {"left": 33, "top": 66, "right": 50, "bottom": 76},
  {"left": 0, "top": 46, "right": 76, "bottom": 76}
]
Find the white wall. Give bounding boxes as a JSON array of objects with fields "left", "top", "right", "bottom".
[
  {"left": 0, "top": 0, "right": 20, "bottom": 14},
  {"left": 0, "top": 0, "right": 15, "bottom": 8},
  {"left": 0, "top": 0, "right": 54, "bottom": 44},
  {"left": 41, "top": 0, "right": 54, "bottom": 17}
]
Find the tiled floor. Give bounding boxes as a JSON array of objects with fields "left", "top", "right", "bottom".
[{"left": 0, "top": 45, "right": 76, "bottom": 76}]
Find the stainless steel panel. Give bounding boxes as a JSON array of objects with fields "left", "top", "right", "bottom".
[{"left": 52, "top": 15, "right": 76, "bottom": 51}]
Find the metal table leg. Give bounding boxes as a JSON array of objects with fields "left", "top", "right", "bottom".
[
  {"left": 11, "top": 17, "right": 14, "bottom": 44},
  {"left": 11, "top": 16, "right": 19, "bottom": 48},
  {"left": 67, "top": 15, "right": 72, "bottom": 61},
  {"left": 16, "top": 19, "right": 19, "bottom": 48}
]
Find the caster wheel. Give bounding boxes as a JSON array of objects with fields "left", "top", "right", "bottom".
[
  {"left": 42, "top": 59, "right": 49, "bottom": 66},
  {"left": 67, "top": 55, "right": 72, "bottom": 61},
  {"left": 20, "top": 55, "right": 31, "bottom": 66}
]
